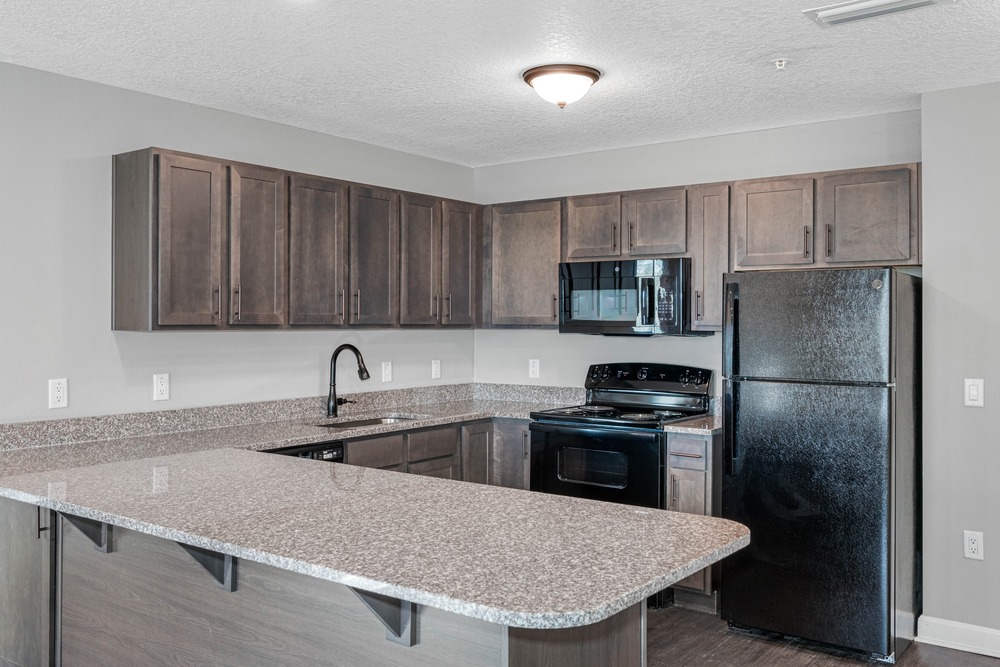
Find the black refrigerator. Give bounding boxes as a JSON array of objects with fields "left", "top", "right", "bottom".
[{"left": 720, "top": 268, "right": 920, "bottom": 663}]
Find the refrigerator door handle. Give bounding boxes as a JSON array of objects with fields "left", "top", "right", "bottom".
[
  {"left": 724, "top": 378, "right": 736, "bottom": 476},
  {"left": 723, "top": 282, "right": 739, "bottom": 378}
]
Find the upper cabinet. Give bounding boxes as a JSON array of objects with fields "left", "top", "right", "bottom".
[
  {"left": 486, "top": 200, "right": 562, "bottom": 327},
  {"left": 732, "top": 164, "right": 919, "bottom": 272},
  {"left": 818, "top": 167, "right": 918, "bottom": 265},
  {"left": 399, "top": 196, "right": 478, "bottom": 327},
  {"left": 229, "top": 165, "right": 287, "bottom": 325},
  {"left": 288, "top": 175, "right": 349, "bottom": 326},
  {"left": 440, "top": 201, "right": 478, "bottom": 326},
  {"left": 561, "top": 187, "right": 687, "bottom": 260},
  {"left": 622, "top": 187, "right": 687, "bottom": 256},
  {"left": 348, "top": 186, "right": 399, "bottom": 326},
  {"left": 562, "top": 194, "right": 621, "bottom": 259},
  {"left": 732, "top": 177, "right": 816, "bottom": 269},
  {"left": 688, "top": 183, "right": 730, "bottom": 332},
  {"left": 114, "top": 149, "right": 287, "bottom": 330}
]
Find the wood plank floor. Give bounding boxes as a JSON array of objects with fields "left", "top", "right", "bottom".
[{"left": 647, "top": 607, "right": 1000, "bottom": 666}]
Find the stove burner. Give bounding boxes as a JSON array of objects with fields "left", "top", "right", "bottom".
[{"left": 579, "top": 406, "right": 616, "bottom": 415}]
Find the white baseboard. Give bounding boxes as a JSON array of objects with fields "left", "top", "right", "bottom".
[{"left": 918, "top": 615, "right": 1000, "bottom": 658}]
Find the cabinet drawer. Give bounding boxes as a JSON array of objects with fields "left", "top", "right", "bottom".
[
  {"left": 667, "top": 434, "right": 708, "bottom": 470},
  {"left": 345, "top": 434, "right": 405, "bottom": 469},
  {"left": 407, "top": 427, "right": 460, "bottom": 463}
]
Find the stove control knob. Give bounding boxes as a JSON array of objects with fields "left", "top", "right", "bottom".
[
  {"left": 590, "top": 366, "right": 600, "bottom": 381},
  {"left": 636, "top": 368, "right": 648, "bottom": 380},
  {"left": 600, "top": 367, "right": 611, "bottom": 381}
]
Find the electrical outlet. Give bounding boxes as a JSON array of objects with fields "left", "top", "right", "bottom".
[
  {"left": 964, "top": 378, "right": 985, "bottom": 407},
  {"left": 381, "top": 361, "right": 392, "bottom": 383},
  {"left": 48, "top": 378, "right": 68, "bottom": 409},
  {"left": 431, "top": 359, "right": 441, "bottom": 380},
  {"left": 153, "top": 374, "right": 170, "bottom": 401},
  {"left": 152, "top": 465, "right": 170, "bottom": 493},
  {"left": 964, "top": 530, "right": 985, "bottom": 560},
  {"left": 528, "top": 359, "right": 540, "bottom": 379}
]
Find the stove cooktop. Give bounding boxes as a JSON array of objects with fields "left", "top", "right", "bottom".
[{"left": 531, "top": 404, "right": 696, "bottom": 429}]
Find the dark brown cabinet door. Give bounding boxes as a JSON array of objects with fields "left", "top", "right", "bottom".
[
  {"left": 492, "top": 421, "right": 530, "bottom": 490},
  {"left": 349, "top": 186, "right": 399, "bottom": 326},
  {"left": 688, "top": 183, "right": 729, "bottom": 332},
  {"left": 733, "top": 177, "right": 815, "bottom": 269},
  {"left": 0, "top": 498, "right": 54, "bottom": 667},
  {"left": 819, "top": 166, "right": 917, "bottom": 265},
  {"left": 399, "top": 193, "right": 441, "bottom": 325},
  {"left": 156, "top": 153, "right": 226, "bottom": 326},
  {"left": 461, "top": 422, "right": 493, "bottom": 485},
  {"left": 288, "top": 175, "right": 349, "bottom": 326},
  {"left": 563, "top": 194, "right": 621, "bottom": 259},
  {"left": 489, "top": 200, "right": 561, "bottom": 326},
  {"left": 229, "top": 165, "right": 287, "bottom": 325},
  {"left": 441, "top": 201, "right": 478, "bottom": 326},
  {"left": 623, "top": 187, "right": 687, "bottom": 256}
]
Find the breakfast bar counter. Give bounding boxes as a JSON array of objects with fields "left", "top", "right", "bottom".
[{"left": 0, "top": 445, "right": 746, "bottom": 666}]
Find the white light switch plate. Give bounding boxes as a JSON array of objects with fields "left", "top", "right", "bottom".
[
  {"left": 431, "top": 359, "right": 441, "bottom": 379},
  {"left": 964, "top": 378, "right": 984, "bottom": 407}
]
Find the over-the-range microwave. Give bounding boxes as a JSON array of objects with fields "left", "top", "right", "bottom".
[{"left": 558, "top": 258, "right": 711, "bottom": 336}]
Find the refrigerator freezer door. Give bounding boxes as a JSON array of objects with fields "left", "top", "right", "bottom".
[
  {"left": 721, "top": 379, "right": 892, "bottom": 657},
  {"left": 724, "top": 269, "right": 892, "bottom": 384}
]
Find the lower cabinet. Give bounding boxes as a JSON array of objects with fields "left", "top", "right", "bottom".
[
  {"left": 666, "top": 433, "right": 720, "bottom": 595},
  {"left": 0, "top": 496, "right": 55, "bottom": 667},
  {"left": 461, "top": 419, "right": 530, "bottom": 490},
  {"left": 344, "top": 425, "right": 462, "bottom": 479}
]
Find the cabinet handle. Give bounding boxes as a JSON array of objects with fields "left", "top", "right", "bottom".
[
  {"left": 628, "top": 221, "right": 634, "bottom": 250},
  {"left": 670, "top": 451, "right": 703, "bottom": 459},
  {"left": 671, "top": 474, "right": 678, "bottom": 507},
  {"left": 445, "top": 293, "right": 452, "bottom": 322},
  {"left": 695, "top": 290, "right": 702, "bottom": 321},
  {"left": 551, "top": 294, "right": 558, "bottom": 320},
  {"left": 36, "top": 506, "right": 48, "bottom": 539},
  {"left": 826, "top": 223, "right": 833, "bottom": 258},
  {"left": 433, "top": 294, "right": 439, "bottom": 320},
  {"left": 355, "top": 290, "right": 361, "bottom": 322},
  {"left": 338, "top": 289, "right": 345, "bottom": 325},
  {"left": 214, "top": 284, "right": 222, "bottom": 320},
  {"left": 612, "top": 222, "right": 617, "bottom": 251},
  {"left": 803, "top": 226, "right": 810, "bottom": 258},
  {"left": 522, "top": 431, "right": 529, "bottom": 459},
  {"left": 234, "top": 285, "right": 242, "bottom": 321}
]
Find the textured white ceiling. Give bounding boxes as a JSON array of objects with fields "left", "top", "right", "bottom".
[{"left": 2, "top": 1, "right": 999, "bottom": 167}]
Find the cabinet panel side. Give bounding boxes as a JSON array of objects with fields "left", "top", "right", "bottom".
[{"left": 112, "top": 149, "right": 155, "bottom": 331}]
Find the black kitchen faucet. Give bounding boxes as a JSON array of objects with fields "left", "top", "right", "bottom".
[{"left": 327, "top": 344, "right": 371, "bottom": 417}]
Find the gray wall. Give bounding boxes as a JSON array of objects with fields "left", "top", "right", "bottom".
[
  {"left": 921, "top": 83, "right": 1000, "bottom": 629},
  {"left": 473, "top": 111, "right": 921, "bottom": 391},
  {"left": 0, "top": 62, "right": 476, "bottom": 424}
]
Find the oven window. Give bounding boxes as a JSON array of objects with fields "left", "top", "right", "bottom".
[{"left": 558, "top": 447, "right": 629, "bottom": 489}]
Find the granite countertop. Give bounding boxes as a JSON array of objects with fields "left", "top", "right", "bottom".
[
  {"left": 0, "top": 399, "right": 722, "bottom": 478},
  {"left": 0, "top": 447, "right": 748, "bottom": 629}
]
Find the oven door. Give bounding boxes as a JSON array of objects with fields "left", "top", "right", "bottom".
[{"left": 528, "top": 421, "right": 664, "bottom": 509}]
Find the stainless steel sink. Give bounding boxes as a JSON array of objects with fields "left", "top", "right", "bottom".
[{"left": 315, "top": 416, "right": 420, "bottom": 429}]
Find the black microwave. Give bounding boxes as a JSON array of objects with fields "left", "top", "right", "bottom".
[{"left": 558, "top": 258, "right": 710, "bottom": 336}]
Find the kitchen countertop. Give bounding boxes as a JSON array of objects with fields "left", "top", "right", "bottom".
[
  {"left": 0, "top": 447, "right": 747, "bottom": 629},
  {"left": 0, "top": 398, "right": 722, "bottom": 478}
]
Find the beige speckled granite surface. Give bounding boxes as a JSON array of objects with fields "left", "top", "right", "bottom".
[{"left": 0, "top": 448, "right": 748, "bottom": 629}]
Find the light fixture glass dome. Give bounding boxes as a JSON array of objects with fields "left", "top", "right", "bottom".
[{"left": 523, "top": 65, "right": 601, "bottom": 109}]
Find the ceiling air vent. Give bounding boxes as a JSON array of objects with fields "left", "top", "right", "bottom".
[{"left": 803, "top": 0, "right": 938, "bottom": 26}]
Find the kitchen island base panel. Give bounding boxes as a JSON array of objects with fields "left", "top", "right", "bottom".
[{"left": 60, "top": 518, "right": 644, "bottom": 667}]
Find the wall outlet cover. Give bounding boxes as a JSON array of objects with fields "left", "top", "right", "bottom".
[
  {"left": 528, "top": 359, "right": 540, "bottom": 379},
  {"left": 153, "top": 373, "right": 170, "bottom": 401},
  {"left": 431, "top": 359, "right": 441, "bottom": 380},
  {"left": 964, "top": 530, "right": 985, "bottom": 560},
  {"left": 48, "top": 378, "right": 68, "bottom": 409},
  {"left": 381, "top": 361, "right": 392, "bottom": 383}
]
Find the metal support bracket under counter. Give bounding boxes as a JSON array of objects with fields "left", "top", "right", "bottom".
[{"left": 349, "top": 588, "right": 417, "bottom": 646}]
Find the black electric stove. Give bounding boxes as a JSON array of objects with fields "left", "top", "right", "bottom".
[{"left": 530, "top": 362, "right": 713, "bottom": 430}]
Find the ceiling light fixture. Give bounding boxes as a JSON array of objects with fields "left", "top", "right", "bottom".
[
  {"left": 803, "top": 0, "right": 938, "bottom": 26},
  {"left": 522, "top": 64, "right": 601, "bottom": 109}
]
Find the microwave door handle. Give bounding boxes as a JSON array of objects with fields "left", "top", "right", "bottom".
[{"left": 639, "top": 280, "right": 649, "bottom": 324}]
